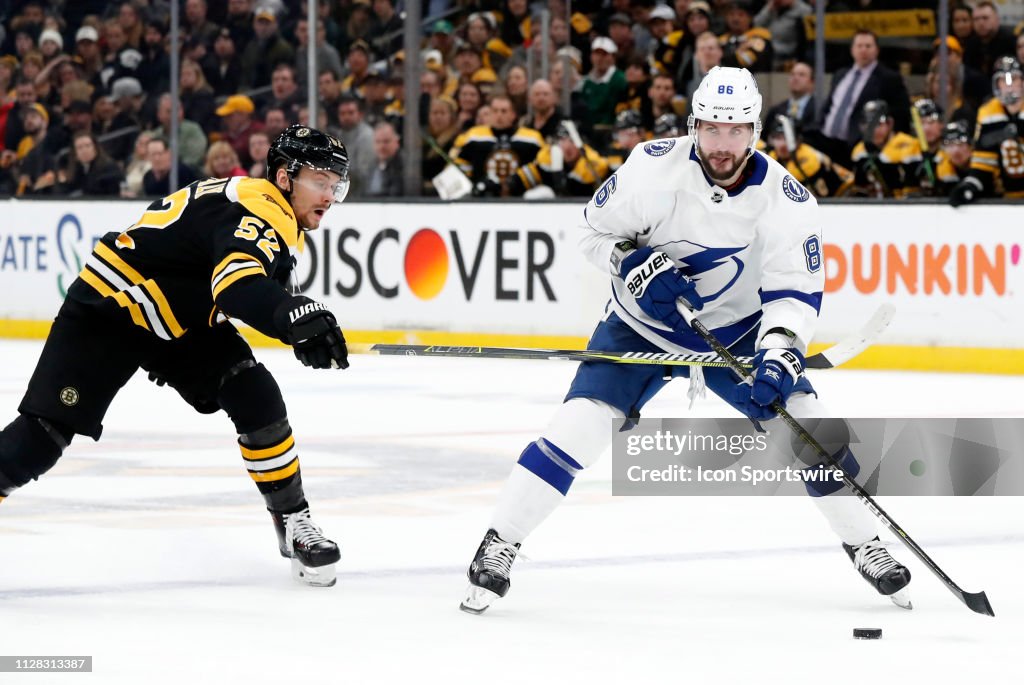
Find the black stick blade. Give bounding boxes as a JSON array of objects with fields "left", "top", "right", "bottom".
[{"left": 962, "top": 590, "right": 995, "bottom": 617}]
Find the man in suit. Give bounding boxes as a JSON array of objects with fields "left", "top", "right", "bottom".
[
  {"left": 762, "top": 61, "right": 816, "bottom": 140},
  {"left": 816, "top": 29, "right": 911, "bottom": 166}
]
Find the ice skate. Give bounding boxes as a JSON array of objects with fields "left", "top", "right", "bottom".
[
  {"left": 460, "top": 529, "right": 520, "bottom": 614},
  {"left": 843, "top": 537, "right": 912, "bottom": 609},
  {"left": 271, "top": 508, "right": 340, "bottom": 587}
]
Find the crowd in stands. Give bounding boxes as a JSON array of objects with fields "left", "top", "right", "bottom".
[{"left": 0, "top": 0, "right": 1021, "bottom": 204}]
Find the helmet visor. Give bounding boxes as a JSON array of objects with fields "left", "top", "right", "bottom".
[{"left": 293, "top": 168, "right": 351, "bottom": 204}]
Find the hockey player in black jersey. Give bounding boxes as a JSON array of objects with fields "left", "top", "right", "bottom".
[{"left": 0, "top": 125, "right": 351, "bottom": 587}]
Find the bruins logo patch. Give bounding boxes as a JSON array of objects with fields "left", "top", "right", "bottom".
[{"left": 59, "top": 387, "right": 80, "bottom": 407}]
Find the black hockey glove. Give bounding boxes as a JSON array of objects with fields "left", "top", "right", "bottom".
[
  {"left": 275, "top": 297, "right": 350, "bottom": 369},
  {"left": 949, "top": 177, "right": 982, "bottom": 208}
]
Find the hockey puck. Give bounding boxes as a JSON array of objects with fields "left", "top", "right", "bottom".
[{"left": 853, "top": 628, "right": 882, "bottom": 640}]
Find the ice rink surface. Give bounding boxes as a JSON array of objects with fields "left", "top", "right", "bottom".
[{"left": 0, "top": 338, "right": 1020, "bottom": 684}]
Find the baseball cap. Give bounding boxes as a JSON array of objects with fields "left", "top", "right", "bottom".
[
  {"left": 215, "top": 94, "right": 255, "bottom": 116},
  {"left": 254, "top": 6, "right": 277, "bottom": 22},
  {"left": 25, "top": 102, "right": 49, "bottom": 124},
  {"left": 431, "top": 20, "right": 454, "bottom": 35},
  {"left": 76, "top": 26, "right": 99, "bottom": 43},
  {"left": 111, "top": 77, "right": 143, "bottom": 100},
  {"left": 591, "top": 36, "right": 617, "bottom": 54},
  {"left": 649, "top": 5, "right": 676, "bottom": 22},
  {"left": 933, "top": 35, "right": 963, "bottom": 54}
]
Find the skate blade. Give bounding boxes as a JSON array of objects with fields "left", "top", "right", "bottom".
[
  {"left": 459, "top": 584, "right": 499, "bottom": 614},
  {"left": 888, "top": 588, "right": 912, "bottom": 610},
  {"left": 291, "top": 558, "right": 337, "bottom": 587}
]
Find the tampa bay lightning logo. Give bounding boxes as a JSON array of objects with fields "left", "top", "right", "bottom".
[
  {"left": 644, "top": 139, "right": 676, "bottom": 156},
  {"left": 661, "top": 239, "right": 746, "bottom": 303},
  {"left": 594, "top": 173, "right": 617, "bottom": 207},
  {"left": 782, "top": 174, "right": 809, "bottom": 202}
]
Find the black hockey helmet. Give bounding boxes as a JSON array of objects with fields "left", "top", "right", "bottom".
[
  {"left": 614, "top": 109, "right": 643, "bottom": 132},
  {"left": 267, "top": 124, "right": 351, "bottom": 203},
  {"left": 858, "top": 99, "right": 890, "bottom": 139},
  {"left": 913, "top": 98, "right": 941, "bottom": 121},
  {"left": 766, "top": 113, "right": 799, "bottom": 139},
  {"left": 992, "top": 56, "right": 1024, "bottom": 107},
  {"left": 652, "top": 112, "right": 682, "bottom": 137},
  {"left": 941, "top": 119, "right": 971, "bottom": 146}
]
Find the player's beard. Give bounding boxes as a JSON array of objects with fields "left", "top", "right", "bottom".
[{"left": 702, "top": 150, "right": 747, "bottom": 182}]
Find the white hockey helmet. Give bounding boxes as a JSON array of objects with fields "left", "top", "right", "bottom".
[{"left": 687, "top": 66, "right": 763, "bottom": 157}]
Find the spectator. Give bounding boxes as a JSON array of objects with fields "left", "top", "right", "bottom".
[
  {"left": 148, "top": 93, "right": 208, "bottom": 170},
  {"left": 420, "top": 70, "right": 442, "bottom": 101},
  {"left": 428, "top": 20, "right": 458, "bottom": 65},
  {"left": 224, "top": 0, "right": 256, "bottom": 47},
  {"left": 58, "top": 131, "right": 124, "bottom": 196},
  {"left": 341, "top": 40, "right": 372, "bottom": 98},
  {"left": 619, "top": 56, "right": 652, "bottom": 118},
  {"left": 215, "top": 94, "right": 262, "bottom": 167},
  {"left": 97, "top": 19, "right": 142, "bottom": 93},
  {"left": 504, "top": 65, "right": 529, "bottom": 116},
  {"left": 453, "top": 44, "right": 487, "bottom": 84},
  {"left": 924, "top": 64, "right": 976, "bottom": 131},
  {"left": 850, "top": 100, "right": 923, "bottom": 199},
  {"left": 263, "top": 63, "right": 304, "bottom": 119},
  {"left": 107, "top": 77, "right": 146, "bottom": 162},
  {"left": 184, "top": 0, "right": 220, "bottom": 46},
  {"left": 333, "top": 95, "right": 375, "bottom": 196},
  {"left": 47, "top": 98, "right": 93, "bottom": 154},
  {"left": 1018, "top": 32, "right": 1024, "bottom": 67},
  {"left": 369, "top": 0, "right": 404, "bottom": 57},
  {"left": 137, "top": 20, "right": 171, "bottom": 95},
  {"left": 364, "top": 121, "right": 404, "bottom": 197},
  {"left": 263, "top": 106, "right": 289, "bottom": 141},
  {"left": 4, "top": 77, "right": 40, "bottom": 152},
  {"left": 932, "top": 36, "right": 989, "bottom": 110},
  {"left": 950, "top": 3, "right": 975, "bottom": 46},
  {"left": 754, "top": 0, "right": 811, "bottom": 69},
  {"left": 15, "top": 103, "right": 57, "bottom": 195},
  {"left": 37, "top": 29, "right": 63, "bottom": 66},
  {"left": 12, "top": 28, "right": 37, "bottom": 61},
  {"left": 294, "top": 16, "right": 343, "bottom": 88},
  {"left": 422, "top": 96, "right": 460, "bottom": 190},
  {"left": 92, "top": 95, "right": 118, "bottom": 144},
  {"left": 318, "top": 69, "right": 344, "bottom": 127},
  {"left": 361, "top": 71, "right": 391, "bottom": 127},
  {"left": 456, "top": 81, "right": 484, "bottom": 133},
  {"left": 121, "top": 130, "right": 152, "bottom": 197},
  {"left": 239, "top": 6, "right": 295, "bottom": 90},
  {"left": 74, "top": 26, "right": 103, "bottom": 83},
  {"left": 204, "top": 28, "right": 243, "bottom": 97},
  {"left": 645, "top": 72, "right": 687, "bottom": 130},
  {"left": 645, "top": 5, "right": 677, "bottom": 63},
  {"left": 465, "top": 12, "right": 511, "bottom": 74},
  {"left": 581, "top": 37, "right": 628, "bottom": 130},
  {"left": 523, "top": 79, "right": 564, "bottom": 141},
  {"left": 340, "top": 0, "right": 374, "bottom": 57},
  {"left": 681, "top": 31, "right": 723, "bottom": 104},
  {"left": 180, "top": 59, "right": 217, "bottom": 132},
  {"left": 203, "top": 140, "right": 247, "bottom": 178},
  {"left": 142, "top": 137, "right": 198, "bottom": 196},
  {"left": 607, "top": 13, "right": 637, "bottom": 64},
  {"left": 963, "top": 2, "right": 1016, "bottom": 78},
  {"left": 119, "top": 1, "right": 145, "bottom": 49},
  {"left": 499, "top": 0, "right": 532, "bottom": 50},
  {"left": 294, "top": 104, "right": 329, "bottom": 131},
  {"left": 449, "top": 93, "right": 544, "bottom": 197},
  {"left": 719, "top": 1, "right": 773, "bottom": 72},
  {"left": 763, "top": 61, "right": 817, "bottom": 139},
  {"left": 247, "top": 129, "right": 271, "bottom": 177},
  {"left": 818, "top": 29, "right": 910, "bottom": 166}
]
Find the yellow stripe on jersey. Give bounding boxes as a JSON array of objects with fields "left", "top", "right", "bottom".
[
  {"left": 140, "top": 280, "right": 186, "bottom": 338},
  {"left": 79, "top": 267, "right": 152, "bottom": 332},
  {"left": 94, "top": 242, "right": 145, "bottom": 284},
  {"left": 240, "top": 435, "right": 296, "bottom": 461},
  {"left": 212, "top": 265, "right": 267, "bottom": 300}
]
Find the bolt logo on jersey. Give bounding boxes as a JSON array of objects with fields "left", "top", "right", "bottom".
[
  {"left": 782, "top": 175, "right": 810, "bottom": 202},
  {"left": 643, "top": 140, "right": 676, "bottom": 157},
  {"left": 594, "top": 174, "right": 617, "bottom": 207},
  {"left": 672, "top": 241, "right": 746, "bottom": 303}
]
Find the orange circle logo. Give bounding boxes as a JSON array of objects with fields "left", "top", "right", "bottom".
[{"left": 404, "top": 228, "right": 449, "bottom": 300}]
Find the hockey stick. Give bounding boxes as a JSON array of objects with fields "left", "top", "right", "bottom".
[
  {"left": 351, "top": 304, "right": 894, "bottom": 371},
  {"left": 674, "top": 304, "right": 995, "bottom": 616}
]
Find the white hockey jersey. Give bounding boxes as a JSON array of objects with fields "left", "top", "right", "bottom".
[{"left": 579, "top": 136, "right": 824, "bottom": 354}]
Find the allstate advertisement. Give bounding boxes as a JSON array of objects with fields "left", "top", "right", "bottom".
[{"left": 0, "top": 199, "right": 1020, "bottom": 355}]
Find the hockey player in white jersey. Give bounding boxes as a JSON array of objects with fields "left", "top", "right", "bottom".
[{"left": 460, "top": 67, "right": 911, "bottom": 614}]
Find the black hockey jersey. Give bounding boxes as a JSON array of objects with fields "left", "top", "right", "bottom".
[
  {"left": 968, "top": 98, "right": 1024, "bottom": 199},
  {"left": 68, "top": 176, "right": 301, "bottom": 342},
  {"left": 449, "top": 124, "right": 545, "bottom": 195}
]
